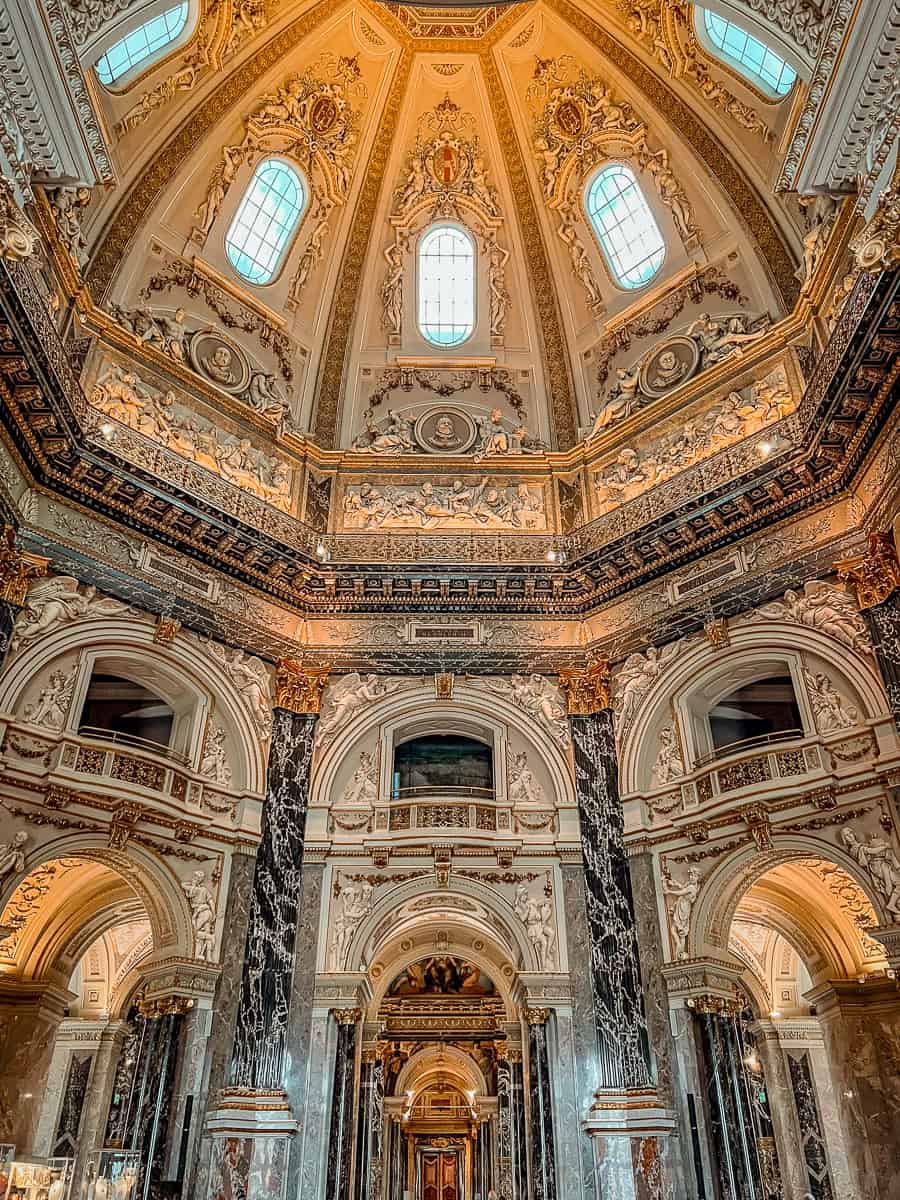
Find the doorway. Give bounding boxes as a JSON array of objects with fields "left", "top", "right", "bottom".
[{"left": 419, "top": 1148, "right": 461, "bottom": 1200}]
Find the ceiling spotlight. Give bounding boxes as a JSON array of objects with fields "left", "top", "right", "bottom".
[
  {"left": 546, "top": 546, "right": 567, "bottom": 564},
  {"left": 99, "top": 422, "right": 116, "bottom": 440},
  {"left": 758, "top": 440, "right": 773, "bottom": 457},
  {"left": 315, "top": 540, "right": 330, "bottom": 561},
  {"left": 769, "top": 1008, "right": 781, "bottom": 1019}
]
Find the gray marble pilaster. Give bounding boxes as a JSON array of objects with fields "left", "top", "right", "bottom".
[
  {"left": 752, "top": 1021, "right": 809, "bottom": 1200},
  {"left": 72, "top": 1022, "right": 128, "bottom": 1187},
  {"left": 545, "top": 1008, "right": 590, "bottom": 1200},
  {"left": 298, "top": 1004, "right": 338, "bottom": 1198}
]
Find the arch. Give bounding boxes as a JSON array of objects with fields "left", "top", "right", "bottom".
[
  {"left": 225, "top": 157, "right": 307, "bottom": 285},
  {"left": 394, "top": 1043, "right": 489, "bottom": 1100},
  {"left": 0, "top": 834, "right": 196, "bottom": 971},
  {"left": 417, "top": 223, "right": 476, "bottom": 347},
  {"left": 0, "top": 616, "right": 268, "bottom": 792},
  {"left": 584, "top": 163, "right": 665, "bottom": 289},
  {"left": 689, "top": 839, "right": 889, "bottom": 979},
  {"left": 695, "top": 8, "right": 798, "bottom": 99},
  {"left": 94, "top": 1, "right": 195, "bottom": 88},
  {"left": 619, "top": 620, "right": 890, "bottom": 795}
]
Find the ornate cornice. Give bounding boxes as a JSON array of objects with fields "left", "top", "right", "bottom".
[
  {"left": 836, "top": 531, "right": 900, "bottom": 610},
  {"left": 275, "top": 656, "right": 330, "bottom": 714},
  {"left": 558, "top": 654, "right": 611, "bottom": 714}
]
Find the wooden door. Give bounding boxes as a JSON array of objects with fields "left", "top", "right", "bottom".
[{"left": 420, "top": 1151, "right": 458, "bottom": 1200}]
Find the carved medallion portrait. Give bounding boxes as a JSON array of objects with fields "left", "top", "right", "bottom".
[
  {"left": 638, "top": 335, "right": 701, "bottom": 400},
  {"left": 414, "top": 408, "right": 477, "bottom": 455},
  {"left": 189, "top": 332, "right": 252, "bottom": 395}
]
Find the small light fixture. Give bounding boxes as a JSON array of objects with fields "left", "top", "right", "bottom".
[
  {"left": 99, "top": 422, "right": 116, "bottom": 440},
  {"left": 315, "top": 539, "right": 330, "bottom": 562},
  {"left": 546, "top": 545, "right": 567, "bottom": 564},
  {"left": 758, "top": 440, "right": 773, "bottom": 457},
  {"left": 769, "top": 1008, "right": 781, "bottom": 1019}
]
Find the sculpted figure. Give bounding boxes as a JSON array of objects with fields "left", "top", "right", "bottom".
[
  {"left": 0, "top": 830, "right": 27, "bottom": 881},
  {"left": 798, "top": 194, "right": 838, "bottom": 283},
  {"left": 183, "top": 870, "right": 216, "bottom": 961},
  {"left": 316, "top": 673, "right": 403, "bottom": 743},
  {"left": 24, "top": 669, "right": 74, "bottom": 730},
  {"left": 205, "top": 642, "right": 271, "bottom": 737},
  {"left": 90, "top": 366, "right": 148, "bottom": 430},
  {"left": 508, "top": 750, "right": 547, "bottom": 805},
  {"left": 381, "top": 235, "right": 406, "bottom": 335},
  {"left": 589, "top": 367, "right": 641, "bottom": 437},
  {"left": 757, "top": 581, "right": 869, "bottom": 655},
  {"left": 487, "top": 236, "right": 511, "bottom": 335},
  {"left": 330, "top": 880, "right": 373, "bottom": 969},
  {"left": 12, "top": 578, "right": 127, "bottom": 652},
  {"left": 200, "top": 724, "right": 232, "bottom": 784},
  {"left": 614, "top": 642, "right": 682, "bottom": 729},
  {"left": 246, "top": 372, "right": 287, "bottom": 420},
  {"left": 803, "top": 669, "right": 858, "bottom": 733},
  {"left": 662, "top": 868, "right": 700, "bottom": 959},
  {"left": 289, "top": 218, "right": 328, "bottom": 307},
  {"left": 398, "top": 155, "right": 426, "bottom": 211},
  {"left": 481, "top": 674, "right": 570, "bottom": 748},
  {"left": 365, "top": 410, "right": 415, "bottom": 455},
  {"left": 558, "top": 212, "right": 603, "bottom": 308},
  {"left": 194, "top": 143, "right": 245, "bottom": 239},
  {"left": 341, "top": 751, "right": 378, "bottom": 805},
  {"left": 652, "top": 727, "right": 685, "bottom": 784},
  {"left": 842, "top": 827, "right": 900, "bottom": 916},
  {"left": 514, "top": 885, "right": 555, "bottom": 970},
  {"left": 687, "top": 313, "right": 768, "bottom": 365}
]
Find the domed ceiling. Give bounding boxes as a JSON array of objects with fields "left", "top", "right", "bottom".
[{"left": 0, "top": 0, "right": 898, "bottom": 665}]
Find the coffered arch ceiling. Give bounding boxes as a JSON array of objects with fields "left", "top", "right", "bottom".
[{"left": 81, "top": 0, "right": 804, "bottom": 450}]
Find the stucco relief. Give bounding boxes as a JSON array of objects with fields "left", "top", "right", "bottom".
[
  {"left": 88, "top": 363, "right": 292, "bottom": 512},
  {"left": 11, "top": 576, "right": 129, "bottom": 655},
  {"left": 341, "top": 479, "right": 547, "bottom": 531}
]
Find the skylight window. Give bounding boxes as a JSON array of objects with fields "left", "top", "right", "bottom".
[
  {"left": 418, "top": 225, "right": 476, "bottom": 347},
  {"left": 585, "top": 164, "right": 665, "bottom": 290},
  {"left": 225, "top": 159, "right": 306, "bottom": 286},
  {"left": 699, "top": 9, "right": 797, "bottom": 97},
  {"left": 95, "top": 3, "right": 190, "bottom": 86}
]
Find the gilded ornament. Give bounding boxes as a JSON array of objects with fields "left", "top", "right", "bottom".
[
  {"left": 154, "top": 615, "right": 181, "bottom": 644},
  {"left": 275, "top": 656, "right": 330, "bottom": 714},
  {"left": 332, "top": 1007, "right": 363, "bottom": 1024},
  {"left": 558, "top": 654, "right": 611, "bottom": 714},
  {"left": 522, "top": 1005, "right": 551, "bottom": 1024},
  {"left": 0, "top": 526, "right": 50, "bottom": 607},
  {"left": 836, "top": 532, "right": 900, "bottom": 610}
]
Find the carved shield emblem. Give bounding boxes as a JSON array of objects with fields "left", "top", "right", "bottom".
[
  {"left": 429, "top": 143, "right": 461, "bottom": 186},
  {"left": 309, "top": 95, "right": 339, "bottom": 135},
  {"left": 553, "top": 99, "right": 585, "bottom": 140}
]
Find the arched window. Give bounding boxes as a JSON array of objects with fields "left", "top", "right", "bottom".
[
  {"left": 585, "top": 164, "right": 665, "bottom": 290},
  {"left": 225, "top": 159, "right": 305, "bottom": 285},
  {"left": 698, "top": 9, "right": 797, "bottom": 97},
  {"left": 418, "top": 225, "right": 476, "bottom": 347},
  {"left": 95, "top": 2, "right": 190, "bottom": 86}
]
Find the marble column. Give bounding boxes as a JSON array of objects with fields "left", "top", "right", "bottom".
[
  {"left": 326, "top": 1009, "right": 360, "bottom": 1200},
  {"left": 525, "top": 1009, "right": 557, "bottom": 1200},
  {"left": 0, "top": 980, "right": 71, "bottom": 1153},
  {"left": 837, "top": 532, "right": 900, "bottom": 725},
  {"left": 72, "top": 1022, "right": 129, "bottom": 1190},
  {"left": 204, "top": 658, "right": 329, "bottom": 1200},
  {"left": 694, "top": 1002, "right": 781, "bottom": 1200},
  {"left": 0, "top": 524, "right": 49, "bottom": 661},
  {"left": 558, "top": 658, "right": 674, "bottom": 1199},
  {"left": 751, "top": 1021, "right": 809, "bottom": 1200},
  {"left": 496, "top": 1047, "right": 526, "bottom": 1200}
]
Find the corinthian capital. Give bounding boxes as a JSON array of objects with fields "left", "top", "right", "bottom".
[
  {"left": 558, "top": 654, "right": 611, "bottom": 715},
  {"left": 836, "top": 532, "right": 900, "bottom": 610},
  {"left": 0, "top": 525, "right": 50, "bottom": 606},
  {"left": 0, "top": 179, "right": 41, "bottom": 264},
  {"left": 851, "top": 172, "right": 900, "bottom": 274},
  {"left": 275, "top": 656, "right": 330, "bottom": 714}
]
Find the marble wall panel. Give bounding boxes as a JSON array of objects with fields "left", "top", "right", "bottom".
[
  {"left": 547, "top": 1010, "right": 590, "bottom": 1200},
  {"left": 561, "top": 865, "right": 600, "bottom": 1200}
]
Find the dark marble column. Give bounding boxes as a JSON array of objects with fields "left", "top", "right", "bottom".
[
  {"left": 558, "top": 658, "right": 674, "bottom": 1200},
  {"left": 476, "top": 1118, "right": 491, "bottom": 1200},
  {"left": 526, "top": 1010, "right": 557, "bottom": 1200},
  {"left": 496, "top": 1048, "right": 526, "bottom": 1200},
  {"left": 327, "top": 1009, "right": 361, "bottom": 1200},
  {"left": 204, "top": 659, "right": 329, "bottom": 1200},
  {"left": 837, "top": 532, "right": 900, "bottom": 725},
  {"left": 0, "top": 525, "right": 49, "bottom": 662},
  {"left": 785, "top": 1052, "right": 835, "bottom": 1200},
  {"left": 694, "top": 1004, "right": 781, "bottom": 1200}
]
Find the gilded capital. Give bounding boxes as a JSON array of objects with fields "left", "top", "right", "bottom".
[
  {"left": 850, "top": 173, "right": 900, "bottom": 274},
  {"left": 558, "top": 654, "right": 611, "bottom": 715},
  {"left": 0, "top": 525, "right": 50, "bottom": 607},
  {"left": 522, "top": 1005, "right": 551, "bottom": 1025},
  {"left": 275, "top": 656, "right": 330, "bottom": 714},
  {"left": 332, "top": 1006, "right": 362, "bottom": 1025},
  {"left": 836, "top": 532, "right": 900, "bottom": 610},
  {"left": 137, "top": 994, "right": 196, "bottom": 1018}
]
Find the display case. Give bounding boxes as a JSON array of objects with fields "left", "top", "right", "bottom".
[
  {"left": 2, "top": 1155, "right": 73, "bottom": 1200},
  {"left": 81, "top": 1151, "right": 139, "bottom": 1200}
]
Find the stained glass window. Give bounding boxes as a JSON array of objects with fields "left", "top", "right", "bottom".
[
  {"left": 95, "top": 3, "right": 190, "bottom": 86},
  {"left": 225, "top": 159, "right": 305, "bottom": 285},
  {"left": 585, "top": 164, "right": 665, "bottom": 289},
  {"left": 699, "top": 9, "right": 797, "bottom": 96},
  {"left": 418, "top": 225, "right": 476, "bottom": 347}
]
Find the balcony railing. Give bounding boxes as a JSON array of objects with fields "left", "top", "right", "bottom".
[
  {"left": 695, "top": 728, "right": 804, "bottom": 768},
  {"left": 77, "top": 725, "right": 190, "bottom": 766},
  {"left": 390, "top": 784, "right": 495, "bottom": 802}
]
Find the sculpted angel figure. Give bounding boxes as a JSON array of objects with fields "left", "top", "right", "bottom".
[
  {"left": 803, "top": 669, "right": 858, "bottom": 733},
  {"left": 514, "top": 886, "right": 555, "bottom": 970},
  {"left": 487, "top": 236, "right": 511, "bottom": 335},
  {"left": 652, "top": 727, "right": 685, "bottom": 784},
  {"left": 558, "top": 211, "right": 603, "bottom": 308},
  {"left": 381, "top": 235, "right": 406, "bottom": 335},
  {"left": 641, "top": 149, "right": 695, "bottom": 242},
  {"left": 662, "top": 868, "right": 700, "bottom": 959},
  {"left": 842, "top": 827, "right": 900, "bottom": 916},
  {"left": 614, "top": 642, "right": 682, "bottom": 729},
  {"left": 204, "top": 643, "right": 271, "bottom": 737},
  {"left": 756, "top": 581, "right": 869, "bottom": 655},
  {"left": 200, "top": 725, "right": 232, "bottom": 784},
  {"left": 12, "top": 578, "right": 128, "bottom": 652},
  {"left": 24, "top": 668, "right": 74, "bottom": 730},
  {"left": 366, "top": 411, "right": 415, "bottom": 455},
  {"left": 0, "top": 830, "right": 27, "bottom": 881},
  {"left": 397, "top": 155, "right": 426, "bottom": 211},
  {"left": 316, "top": 673, "right": 403, "bottom": 743},
  {"left": 330, "top": 879, "right": 374, "bottom": 969}
]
